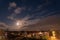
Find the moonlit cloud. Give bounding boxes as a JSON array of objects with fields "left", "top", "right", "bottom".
[
  {"left": 6, "top": 1, "right": 60, "bottom": 31},
  {"left": 7, "top": 14, "right": 60, "bottom": 31},
  {"left": 8, "top": 2, "right": 25, "bottom": 21},
  {"left": 9, "top": 2, "right": 16, "bottom": 7},
  {"left": 7, "top": 3, "right": 56, "bottom": 31},
  {"left": 14, "top": 7, "right": 22, "bottom": 14},
  {"left": 8, "top": 16, "right": 14, "bottom": 20},
  {"left": 8, "top": 2, "right": 17, "bottom": 11},
  {"left": 24, "top": 19, "right": 40, "bottom": 26},
  {"left": 7, "top": 13, "right": 16, "bottom": 20},
  {"left": 0, "top": 22, "right": 8, "bottom": 30},
  {"left": 32, "top": 3, "right": 49, "bottom": 13},
  {"left": 20, "top": 15, "right": 60, "bottom": 31},
  {"left": 7, "top": 15, "right": 40, "bottom": 31}
]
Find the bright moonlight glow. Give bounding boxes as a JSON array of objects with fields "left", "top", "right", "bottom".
[
  {"left": 16, "top": 20, "right": 23, "bottom": 26},
  {"left": 15, "top": 20, "right": 25, "bottom": 30},
  {"left": 16, "top": 22, "right": 20, "bottom": 26}
]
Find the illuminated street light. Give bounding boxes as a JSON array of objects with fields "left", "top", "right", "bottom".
[{"left": 50, "top": 31, "right": 57, "bottom": 40}]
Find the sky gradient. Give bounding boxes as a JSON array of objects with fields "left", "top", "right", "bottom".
[{"left": 0, "top": 0, "right": 60, "bottom": 31}]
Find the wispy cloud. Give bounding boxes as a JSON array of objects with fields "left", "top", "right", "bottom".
[
  {"left": 8, "top": 2, "right": 25, "bottom": 20},
  {"left": 7, "top": 2, "right": 40, "bottom": 31},
  {"left": 0, "top": 22, "right": 8, "bottom": 30},
  {"left": 6, "top": 1, "right": 60, "bottom": 31},
  {"left": 14, "top": 7, "right": 23, "bottom": 14},
  {"left": 7, "top": 13, "right": 16, "bottom": 20},
  {"left": 8, "top": 2, "right": 16, "bottom": 10},
  {"left": 31, "top": 3, "right": 49, "bottom": 13},
  {"left": 20, "top": 15, "right": 60, "bottom": 31},
  {"left": 7, "top": 15, "right": 60, "bottom": 31},
  {"left": 7, "top": 15, "right": 40, "bottom": 31}
]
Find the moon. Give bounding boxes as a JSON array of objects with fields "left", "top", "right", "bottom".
[
  {"left": 16, "top": 21, "right": 20, "bottom": 26},
  {"left": 16, "top": 21, "right": 23, "bottom": 26}
]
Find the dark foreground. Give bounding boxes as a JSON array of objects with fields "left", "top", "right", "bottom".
[{"left": 7, "top": 37, "right": 47, "bottom": 40}]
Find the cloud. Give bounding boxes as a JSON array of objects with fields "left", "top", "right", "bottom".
[
  {"left": 7, "top": 15, "right": 40, "bottom": 31},
  {"left": 7, "top": 13, "right": 16, "bottom": 20},
  {"left": 7, "top": 1, "right": 60, "bottom": 31},
  {"left": 8, "top": 2, "right": 17, "bottom": 11},
  {"left": 8, "top": 2, "right": 20, "bottom": 21},
  {"left": 20, "top": 15, "right": 60, "bottom": 31},
  {"left": 7, "top": 14, "right": 60, "bottom": 31},
  {"left": 40, "top": 15, "right": 60, "bottom": 25},
  {"left": 9, "top": 2, "right": 16, "bottom": 8},
  {"left": 32, "top": 3, "right": 49, "bottom": 13},
  {"left": 7, "top": 2, "right": 26, "bottom": 20},
  {"left": 0, "top": 22, "right": 8, "bottom": 30},
  {"left": 24, "top": 19, "right": 40, "bottom": 26},
  {"left": 8, "top": 16, "right": 14, "bottom": 20},
  {"left": 14, "top": 7, "right": 22, "bottom": 14}
]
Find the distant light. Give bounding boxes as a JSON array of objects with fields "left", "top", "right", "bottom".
[
  {"left": 51, "top": 36, "right": 56, "bottom": 40},
  {"left": 52, "top": 31, "right": 55, "bottom": 36},
  {"left": 50, "top": 31, "right": 57, "bottom": 40},
  {"left": 38, "top": 32, "right": 43, "bottom": 34}
]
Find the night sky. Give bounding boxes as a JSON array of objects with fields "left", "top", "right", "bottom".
[{"left": 0, "top": 0, "right": 60, "bottom": 31}]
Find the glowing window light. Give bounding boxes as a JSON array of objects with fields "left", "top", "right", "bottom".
[{"left": 50, "top": 31, "right": 57, "bottom": 40}]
